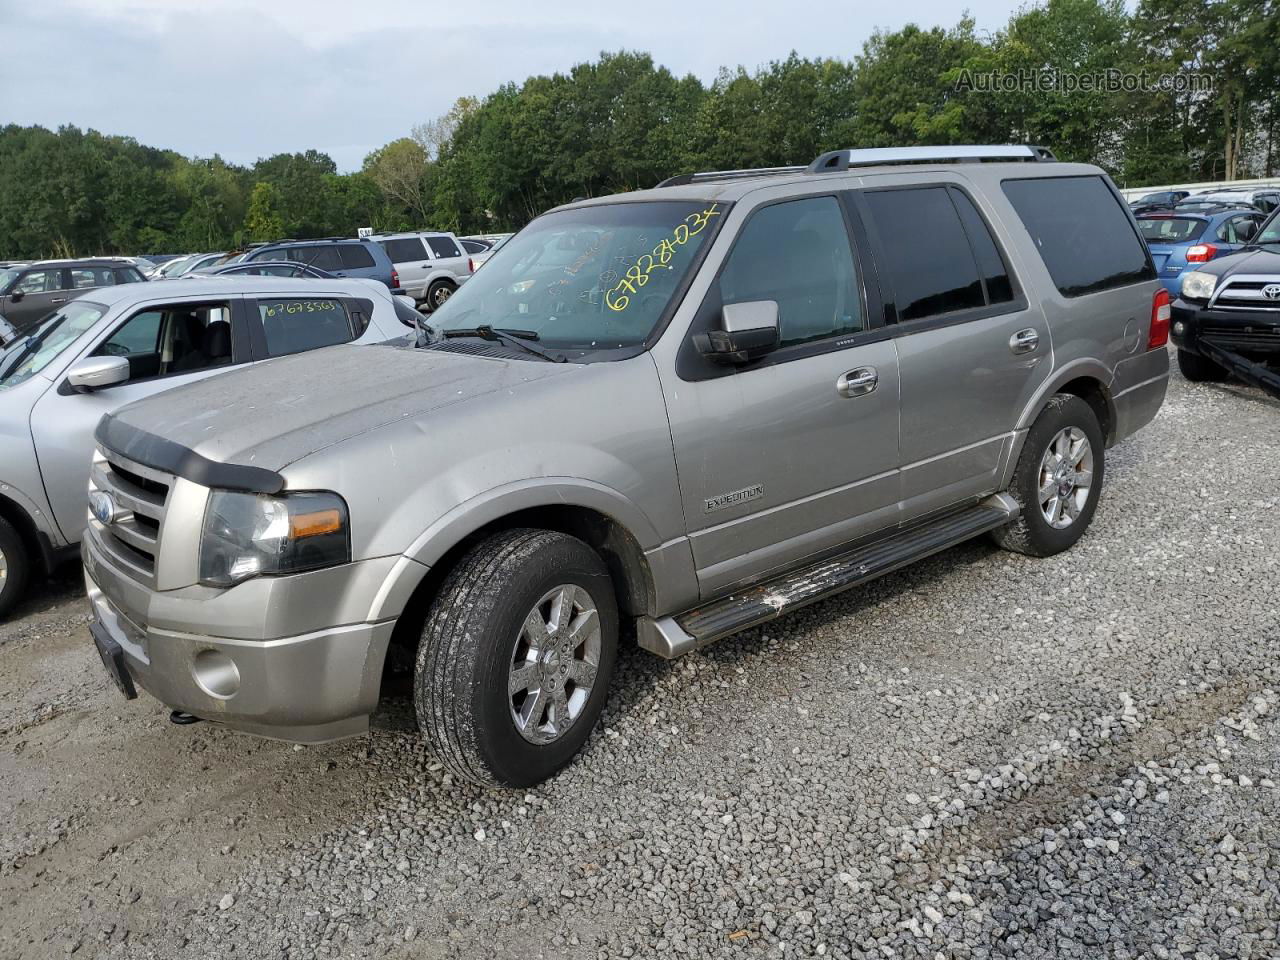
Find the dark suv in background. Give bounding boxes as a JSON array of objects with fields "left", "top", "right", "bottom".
[
  {"left": 0, "top": 258, "right": 148, "bottom": 333},
  {"left": 241, "top": 239, "right": 401, "bottom": 292}
]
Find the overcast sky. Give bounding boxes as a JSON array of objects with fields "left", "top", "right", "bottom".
[{"left": 1, "top": 0, "right": 1024, "bottom": 173}]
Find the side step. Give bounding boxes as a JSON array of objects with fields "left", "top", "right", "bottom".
[{"left": 637, "top": 494, "right": 1018, "bottom": 658}]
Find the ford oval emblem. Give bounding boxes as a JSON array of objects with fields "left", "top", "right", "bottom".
[{"left": 89, "top": 490, "right": 117, "bottom": 526}]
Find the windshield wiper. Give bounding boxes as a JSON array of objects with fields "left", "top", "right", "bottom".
[{"left": 443, "top": 325, "right": 565, "bottom": 362}]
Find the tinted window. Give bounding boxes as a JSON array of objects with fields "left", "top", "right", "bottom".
[
  {"left": 258, "top": 298, "right": 353, "bottom": 357},
  {"left": 426, "top": 236, "right": 462, "bottom": 259},
  {"left": 114, "top": 268, "right": 146, "bottom": 284},
  {"left": 339, "top": 244, "right": 376, "bottom": 269},
  {"left": 284, "top": 245, "right": 344, "bottom": 271},
  {"left": 1137, "top": 217, "right": 1205, "bottom": 243},
  {"left": 864, "top": 187, "right": 983, "bottom": 321},
  {"left": 719, "top": 196, "right": 863, "bottom": 347},
  {"left": 950, "top": 188, "right": 1014, "bottom": 304},
  {"left": 459, "top": 239, "right": 489, "bottom": 254},
  {"left": 1003, "top": 176, "right": 1154, "bottom": 297},
  {"left": 99, "top": 310, "right": 161, "bottom": 357},
  {"left": 382, "top": 238, "right": 427, "bottom": 263}
]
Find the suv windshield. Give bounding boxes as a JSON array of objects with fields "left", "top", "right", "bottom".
[
  {"left": 0, "top": 301, "right": 105, "bottom": 389},
  {"left": 1257, "top": 213, "right": 1280, "bottom": 247},
  {"left": 430, "top": 200, "right": 726, "bottom": 353}
]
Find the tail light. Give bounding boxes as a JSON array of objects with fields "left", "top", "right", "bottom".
[
  {"left": 1148, "top": 288, "right": 1171, "bottom": 349},
  {"left": 468, "top": 258, "right": 476, "bottom": 273},
  {"left": 1185, "top": 243, "right": 1217, "bottom": 263},
  {"left": 391, "top": 268, "right": 400, "bottom": 289}
]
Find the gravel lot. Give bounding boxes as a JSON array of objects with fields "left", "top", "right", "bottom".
[{"left": 2, "top": 357, "right": 1278, "bottom": 960}]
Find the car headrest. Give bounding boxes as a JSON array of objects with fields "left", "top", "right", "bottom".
[{"left": 203, "top": 320, "right": 232, "bottom": 360}]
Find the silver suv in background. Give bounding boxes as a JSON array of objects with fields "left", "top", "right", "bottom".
[
  {"left": 370, "top": 232, "right": 471, "bottom": 310},
  {"left": 84, "top": 146, "right": 1169, "bottom": 787},
  {"left": 0, "top": 277, "right": 409, "bottom": 617}
]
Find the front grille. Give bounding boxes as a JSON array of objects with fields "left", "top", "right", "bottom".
[
  {"left": 1212, "top": 279, "right": 1280, "bottom": 310},
  {"left": 88, "top": 447, "right": 174, "bottom": 584}
]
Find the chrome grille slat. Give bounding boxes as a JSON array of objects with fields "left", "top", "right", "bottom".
[{"left": 89, "top": 446, "right": 175, "bottom": 586}]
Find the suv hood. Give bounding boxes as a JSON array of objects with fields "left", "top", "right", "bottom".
[
  {"left": 102, "top": 343, "right": 577, "bottom": 473},
  {"left": 1197, "top": 247, "right": 1280, "bottom": 278}
]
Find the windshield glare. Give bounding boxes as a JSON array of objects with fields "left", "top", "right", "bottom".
[
  {"left": 0, "top": 301, "right": 106, "bottom": 389},
  {"left": 429, "top": 200, "right": 725, "bottom": 353}
]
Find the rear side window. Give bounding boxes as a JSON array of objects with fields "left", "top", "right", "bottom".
[
  {"left": 284, "top": 246, "right": 344, "bottom": 271},
  {"left": 950, "top": 189, "right": 1014, "bottom": 304},
  {"left": 459, "top": 239, "right": 489, "bottom": 254},
  {"left": 70, "top": 267, "right": 116, "bottom": 289},
  {"left": 863, "top": 187, "right": 984, "bottom": 321},
  {"left": 114, "top": 268, "right": 146, "bottom": 284},
  {"left": 1216, "top": 215, "right": 1261, "bottom": 244},
  {"left": 426, "top": 236, "right": 462, "bottom": 259},
  {"left": 1002, "top": 176, "right": 1154, "bottom": 297},
  {"left": 381, "top": 238, "right": 427, "bottom": 263},
  {"left": 258, "top": 298, "right": 354, "bottom": 357},
  {"left": 339, "top": 244, "right": 376, "bottom": 269},
  {"left": 1136, "top": 218, "right": 1205, "bottom": 243}
]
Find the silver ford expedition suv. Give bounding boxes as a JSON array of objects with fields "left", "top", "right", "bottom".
[{"left": 84, "top": 146, "right": 1170, "bottom": 787}]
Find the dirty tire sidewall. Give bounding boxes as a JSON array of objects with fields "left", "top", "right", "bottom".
[
  {"left": 415, "top": 529, "right": 618, "bottom": 788},
  {"left": 991, "top": 393, "right": 1106, "bottom": 559},
  {"left": 0, "top": 516, "right": 31, "bottom": 620}
]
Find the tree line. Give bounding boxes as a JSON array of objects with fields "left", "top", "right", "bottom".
[{"left": 1, "top": 0, "right": 1275, "bottom": 259}]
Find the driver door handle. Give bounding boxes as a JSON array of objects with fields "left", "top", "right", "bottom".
[
  {"left": 51, "top": 297, "right": 67, "bottom": 304},
  {"left": 837, "top": 366, "right": 878, "bottom": 398},
  {"left": 1010, "top": 328, "right": 1040, "bottom": 354}
]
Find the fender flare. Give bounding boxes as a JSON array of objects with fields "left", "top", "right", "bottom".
[
  {"left": 365, "top": 477, "right": 662, "bottom": 622},
  {"left": 1015, "top": 358, "right": 1116, "bottom": 433},
  {"left": 0, "top": 479, "right": 62, "bottom": 545}
]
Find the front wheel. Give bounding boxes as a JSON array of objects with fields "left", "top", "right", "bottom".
[
  {"left": 0, "top": 516, "right": 31, "bottom": 620},
  {"left": 991, "top": 393, "right": 1105, "bottom": 558},
  {"left": 414, "top": 529, "right": 618, "bottom": 787}
]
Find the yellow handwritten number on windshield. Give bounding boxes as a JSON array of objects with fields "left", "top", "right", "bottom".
[{"left": 605, "top": 205, "right": 720, "bottom": 312}]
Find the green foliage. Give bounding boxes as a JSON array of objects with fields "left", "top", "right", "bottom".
[{"left": 2, "top": 2, "right": 1276, "bottom": 257}]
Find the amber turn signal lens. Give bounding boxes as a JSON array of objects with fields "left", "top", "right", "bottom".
[{"left": 290, "top": 509, "right": 342, "bottom": 539}]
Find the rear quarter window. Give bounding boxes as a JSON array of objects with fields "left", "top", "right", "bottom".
[
  {"left": 1002, "top": 175, "right": 1155, "bottom": 297},
  {"left": 258, "top": 298, "right": 354, "bottom": 357},
  {"left": 426, "top": 237, "right": 462, "bottom": 259},
  {"left": 339, "top": 244, "right": 377, "bottom": 269}
]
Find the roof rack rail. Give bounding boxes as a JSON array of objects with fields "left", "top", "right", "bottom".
[
  {"left": 807, "top": 144, "right": 1056, "bottom": 173},
  {"left": 656, "top": 165, "right": 806, "bottom": 188}
]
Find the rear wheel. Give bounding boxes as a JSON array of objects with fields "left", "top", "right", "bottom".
[
  {"left": 991, "top": 394, "right": 1105, "bottom": 558},
  {"left": 414, "top": 529, "right": 618, "bottom": 787},
  {"left": 0, "top": 517, "right": 31, "bottom": 620},
  {"left": 1177, "top": 348, "right": 1229, "bottom": 383},
  {"left": 426, "top": 280, "right": 456, "bottom": 312}
]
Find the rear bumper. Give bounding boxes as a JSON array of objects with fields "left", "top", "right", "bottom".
[
  {"left": 1110, "top": 347, "right": 1169, "bottom": 444},
  {"left": 83, "top": 541, "right": 394, "bottom": 743}
]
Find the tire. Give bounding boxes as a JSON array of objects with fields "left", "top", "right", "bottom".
[
  {"left": 0, "top": 516, "right": 31, "bottom": 620},
  {"left": 1177, "top": 348, "right": 1229, "bottom": 383},
  {"left": 414, "top": 528, "right": 619, "bottom": 787},
  {"left": 426, "top": 280, "right": 456, "bottom": 312},
  {"left": 990, "top": 393, "right": 1106, "bottom": 558}
]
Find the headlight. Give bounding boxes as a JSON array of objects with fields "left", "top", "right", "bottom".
[
  {"left": 199, "top": 490, "right": 350, "bottom": 587},
  {"left": 1180, "top": 271, "right": 1218, "bottom": 301}
]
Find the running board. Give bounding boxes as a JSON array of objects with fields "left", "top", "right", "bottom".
[{"left": 637, "top": 494, "right": 1018, "bottom": 658}]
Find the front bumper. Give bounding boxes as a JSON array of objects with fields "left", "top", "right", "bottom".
[
  {"left": 1172, "top": 299, "right": 1280, "bottom": 358},
  {"left": 83, "top": 541, "right": 396, "bottom": 743}
]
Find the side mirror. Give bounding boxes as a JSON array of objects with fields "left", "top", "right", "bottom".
[
  {"left": 695, "top": 300, "right": 780, "bottom": 365},
  {"left": 10, "top": 291, "right": 25, "bottom": 303},
  {"left": 67, "top": 356, "right": 129, "bottom": 392}
]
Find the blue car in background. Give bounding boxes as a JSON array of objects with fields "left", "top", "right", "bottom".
[
  {"left": 1137, "top": 208, "right": 1267, "bottom": 296},
  {"left": 241, "top": 238, "right": 402, "bottom": 293}
]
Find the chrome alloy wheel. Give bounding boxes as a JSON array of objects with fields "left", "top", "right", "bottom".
[
  {"left": 0, "top": 545, "right": 7, "bottom": 586},
  {"left": 508, "top": 584, "right": 602, "bottom": 745},
  {"left": 1038, "top": 426, "right": 1094, "bottom": 529}
]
